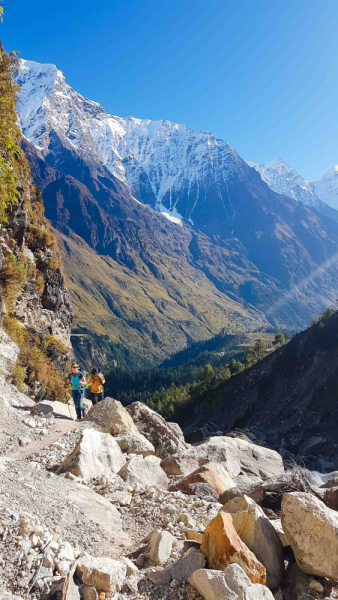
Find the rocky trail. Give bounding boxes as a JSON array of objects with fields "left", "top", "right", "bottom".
[
  {"left": 8, "top": 418, "right": 79, "bottom": 461},
  {"left": 1, "top": 391, "right": 338, "bottom": 600}
]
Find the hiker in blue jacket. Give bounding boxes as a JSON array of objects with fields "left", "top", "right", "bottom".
[{"left": 66, "top": 363, "right": 87, "bottom": 420}]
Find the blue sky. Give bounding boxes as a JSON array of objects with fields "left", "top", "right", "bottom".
[{"left": 1, "top": 0, "right": 338, "bottom": 180}]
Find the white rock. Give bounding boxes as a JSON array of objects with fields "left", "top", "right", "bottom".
[
  {"left": 118, "top": 455, "right": 169, "bottom": 490},
  {"left": 76, "top": 556, "right": 126, "bottom": 592},
  {"left": 282, "top": 492, "right": 338, "bottom": 578},
  {"left": 189, "top": 565, "right": 274, "bottom": 600},
  {"left": 120, "top": 557, "right": 139, "bottom": 576},
  {"left": 115, "top": 434, "right": 155, "bottom": 457},
  {"left": 43, "top": 554, "right": 54, "bottom": 568},
  {"left": 270, "top": 519, "right": 290, "bottom": 547},
  {"left": 161, "top": 436, "right": 284, "bottom": 480},
  {"left": 85, "top": 397, "right": 139, "bottom": 436},
  {"left": 18, "top": 437, "right": 31, "bottom": 447},
  {"left": 149, "top": 530, "right": 175, "bottom": 564},
  {"left": 126, "top": 401, "right": 187, "bottom": 458},
  {"left": 57, "top": 429, "right": 126, "bottom": 481},
  {"left": 56, "top": 560, "right": 71, "bottom": 576},
  {"left": 57, "top": 542, "right": 75, "bottom": 562},
  {"left": 309, "top": 580, "right": 324, "bottom": 593},
  {"left": 32, "top": 401, "right": 76, "bottom": 420},
  {"left": 69, "top": 484, "right": 129, "bottom": 549}
]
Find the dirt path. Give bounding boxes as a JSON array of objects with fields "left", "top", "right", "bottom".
[{"left": 8, "top": 418, "right": 79, "bottom": 460}]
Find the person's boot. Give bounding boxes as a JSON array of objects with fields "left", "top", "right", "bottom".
[{"left": 81, "top": 407, "right": 85, "bottom": 419}]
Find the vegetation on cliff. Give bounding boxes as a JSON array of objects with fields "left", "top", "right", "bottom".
[{"left": 0, "top": 43, "right": 72, "bottom": 401}]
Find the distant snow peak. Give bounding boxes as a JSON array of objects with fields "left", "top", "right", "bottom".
[
  {"left": 248, "top": 158, "right": 321, "bottom": 209},
  {"left": 312, "top": 166, "right": 338, "bottom": 210}
]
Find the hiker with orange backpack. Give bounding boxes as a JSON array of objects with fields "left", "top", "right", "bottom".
[{"left": 87, "top": 367, "right": 105, "bottom": 405}]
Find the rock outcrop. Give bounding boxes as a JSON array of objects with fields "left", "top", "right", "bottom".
[
  {"left": 126, "top": 402, "right": 187, "bottom": 458},
  {"left": 161, "top": 436, "right": 284, "bottom": 480},
  {"left": 85, "top": 398, "right": 139, "bottom": 436}
]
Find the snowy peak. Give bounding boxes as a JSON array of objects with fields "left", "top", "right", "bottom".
[
  {"left": 312, "top": 166, "right": 338, "bottom": 210},
  {"left": 247, "top": 158, "right": 318, "bottom": 207},
  {"left": 16, "top": 58, "right": 244, "bottom": 231},
  {"left": 248, "top": 158, "right": 338, "bottom": 217}
]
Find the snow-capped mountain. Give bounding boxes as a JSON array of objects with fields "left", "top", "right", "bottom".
[
  {"left": 248, "top": 158, "right": 338, "bottom": 220},
  {"left": 247, "top": 158, "right": 321, "bottom": 208},
  {"left": 15, "top": 58, "right": 338, "bottom": 341},
  {"left": 17, "top": 59, "right": 241, "bottom": 231},
  {"left": 312, "top": 166, "right": 338, "bottom": 211}
]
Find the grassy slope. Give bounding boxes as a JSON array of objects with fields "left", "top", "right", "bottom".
[{"left": 54, "top": 227, "right": 262, "bottom": 364}]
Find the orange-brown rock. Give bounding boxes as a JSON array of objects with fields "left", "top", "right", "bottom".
[
  {"left": 175, "top": 465, "right": 235, "bottom": 496},
  {"left": 200, "top": 512, "right": 266, "bottom": 585}
]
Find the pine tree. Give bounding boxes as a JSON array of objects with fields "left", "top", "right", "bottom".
[{"left": 254, "top": 338, "right": 266, "bottom": 361}]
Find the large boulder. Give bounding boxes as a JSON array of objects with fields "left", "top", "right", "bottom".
[
  {"left": 69, "top": 484, "right": 130, "bottom": 549},
  {"left": 189, "top": 564, "right": 274, "bottom": 600},
  {"left": 115, "top": 434, "right": 155, "bottom": 457},
  {"left": 118, "top": 455, "right": 169, "bottom": 489},
  {"left": 161, "top": 437, "right": 284, "bottom": 480},
  {"left": 173, "top": 463, "right": 236, "bottom": 496},
  {"left": 32, "top": 400, "right": 76, "bottom": 419},
  {"left": 282, "top": 492, "right": 338, "bottom": 578},
  {"left": 222, "top": 495, "right": 284, "bottom": 589},
  {"left": 85, "top": 397, "right": 139, "bottom": 436},
  {"left": 200, "top": 512, "right": 266, "bottom": 585},
  {"left": 126, "top": 401, "right": 187, "bottom": 458},
  {"left": 76, "top": 556, "right": 126, "bottom": 592},
  {"left": 57, "top": 429, "right": 126, "bottom": 481}
]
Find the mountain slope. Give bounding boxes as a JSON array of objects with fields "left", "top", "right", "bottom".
[
  {"left": 15, "top": 60, "right": 338, "bottom": 365},
  {"left": 182, "top": 310, "right": 338, "bottom": 472}
]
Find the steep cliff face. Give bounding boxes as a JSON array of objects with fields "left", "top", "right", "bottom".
[{"left": 0, "top": 45, "right": 73, "bottom": 400}]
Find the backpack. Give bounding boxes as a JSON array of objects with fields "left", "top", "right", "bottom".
[{"left": 69, "top": 371, "right": 84, "bottom": 390}]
